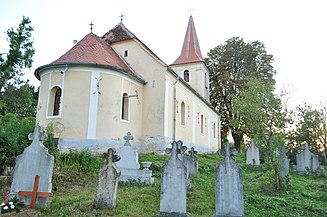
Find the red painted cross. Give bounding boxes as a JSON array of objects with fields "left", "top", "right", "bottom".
[{"left": 18, "top": 175, "right": 53, "bottom": 209}]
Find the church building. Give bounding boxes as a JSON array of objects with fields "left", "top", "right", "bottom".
[{"left": 34, "top": 16, "right": 221, "bottom": 153}]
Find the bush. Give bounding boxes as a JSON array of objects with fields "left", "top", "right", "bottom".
[{"left": 0, "top": 113, "right": 35, "bottom": 167}]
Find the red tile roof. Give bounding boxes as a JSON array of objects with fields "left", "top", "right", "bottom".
[
  {"left": 52, "top": 33, "right": 131, "bottom": 72},
  {"left": 172, "top": 16, "right": 204, "bottom": 65}
]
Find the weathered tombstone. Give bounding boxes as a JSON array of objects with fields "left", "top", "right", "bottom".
[
  {"left": 231, "top": 149, "right": 239, "bottom": 156},
  {"left": 10, "top": 125, "right": 54, "bottom": 207},
  {"left": 276, "top": 147, "right": 290, "bottom": 177},
  {"left": 296, "top": 143, "right": 320, "bottom": 173},
  {"left": 214, "top": 143, "right": 244, "bottom": 217},
  {"left": 246, "top": 140, "right": 260, "bottom": 166},
  {"left": 159, "top": 141, "right": 190, "bottom": 217},
  {"left": 185, "top": 147, "right": 198, "bottom": 177},
  {"left": 116, "top": 132, "right": 154, "bottom": 184},
  {"left": 94, "top": 148, "right": 121, "bottom": 209}
]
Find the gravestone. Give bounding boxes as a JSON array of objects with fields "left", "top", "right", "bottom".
[
  {"left": 116, "top": 132, "right": 154, "bottom": 184},
  {"left": 10, "top": 125, "right": 54, "bottom": 207},
  {"left": 214, "top": 143, "right": 244, "bottom": 217},
  {"left": 246, "top": 141, "right": 260, "bottom": 166},
  {"left": 185, "top": 147, "right": 198, "bottom": 177},
  {"left": 94, "top": 148, "right": 121, "bottom": 209},
  {"left": 159, "top": 141, "right": 190, "bottom": 217},
  {"left": 296, "top": 143, "right": 320, "bottom": 173},
  {"left": 276, "top": 147, "right": 290, "bottom": 177}
]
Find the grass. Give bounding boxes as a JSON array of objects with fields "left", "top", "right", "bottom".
[{"left": 0, "top": 151, "right": 326, "bottom": 216}]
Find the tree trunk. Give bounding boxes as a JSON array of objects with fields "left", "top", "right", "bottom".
[{"left": 232, "top": 132, "right": 243, "bottom": 152}]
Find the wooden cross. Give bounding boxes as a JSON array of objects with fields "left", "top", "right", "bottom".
[
  {"left": 18, "top": 175, "right": 53, "bottom": 209},
  {"left": 123, "top": 132, "right": 133, "bottom": 146}
]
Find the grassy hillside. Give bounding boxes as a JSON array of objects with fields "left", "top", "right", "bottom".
[{"left": 1, "top": 151, "right": 326, "bottom": 216}]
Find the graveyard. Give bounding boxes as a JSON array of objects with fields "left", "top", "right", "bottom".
[{"left": 1, "top": 149, "right": 326, "bottom": 216}]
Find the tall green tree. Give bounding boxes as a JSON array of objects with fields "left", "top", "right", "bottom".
[
  {"left": 0, "top": 16, "right": 35, "bottom": 91},
  {"left": 232, "top": 79, "right": 290, "bottom": 191},
  {"left": 289, "top": 104, "right": 325, "bottom": 155},
  {"left": 205, "top": 37, "right": 276, "bottom": 151}
]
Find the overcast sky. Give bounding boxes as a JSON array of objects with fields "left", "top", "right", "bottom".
[{"left": 1, "top": 0, "right": 326, "bottom": 110}]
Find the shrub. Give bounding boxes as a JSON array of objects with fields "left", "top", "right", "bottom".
[{"left": 0, "top": 114, "right": 35, "bottom": 167}]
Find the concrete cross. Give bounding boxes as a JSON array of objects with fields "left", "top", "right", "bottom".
[
  {"left": 176, "top": 140, "right": 187, "bottom": 155},
  {"left": 165, "top": 141, "right": 178, "bottom": 156},
  {"left": 102, "top": 148, "right": 121, "bottom": 163},
  {"left": 189, "top": 147, "right": 198, "bottom": 156},
  {"left": 123, "top": 132, "right": 133, "bottom": 146},
  {"left": 28, "top": 126, "right": 48, "bottom": 142}
]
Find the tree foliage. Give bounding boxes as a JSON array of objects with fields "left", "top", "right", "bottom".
[
  {"left": 0, "top": 16, "right": 35, "bottom": 90},
  {"left": 0, "top": 82, "right": 38, "bottom": 117},
  {"left": 0, "top": 16, "right": 36, "bottom": 117},
  {"left": 288, "top": 104, "right": 325, "bottom": 155},
  {"left": 205, "top": 37, "right": 276, "bottom": 150}
]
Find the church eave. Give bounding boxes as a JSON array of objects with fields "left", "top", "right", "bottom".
[
  {"left": 166, "top": 66, "right": 219, "bottom": 116},
  {"left": 34, "top": 62, "right": 147, "bottom": 85}
]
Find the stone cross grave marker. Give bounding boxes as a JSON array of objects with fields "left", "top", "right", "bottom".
[
  {"left": 296, "top": 143, "right": 320, "bottom": 173},
  {"left": 246, "top": 140, "right": 260, "bottom": 166},
  {"left": 116, "top": 132, "right": 154, "bottom": 184},
  {"left": 94, "top": 148, "right": 121, "bottom": 209},
  {"left": 18, "top": 175, "right": 53, "bottom": 209},
  {"left": 10, "top": 125, "right": 54, "bottom": 207},
  {"left": 160, "top": 141, "right": 189, "bottom": 217},
  {"left": 186, "top": 147, "right": 198, "bottom": 177},
  {"left": 214, "top": 143, "right": 244, "bottom": 217},
  {"left": 276, "top": 147, "right": 290, "bottom": 177}
]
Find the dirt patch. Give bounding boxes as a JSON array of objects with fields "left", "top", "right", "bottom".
[{"left": 1, "top": 208, "right": 44, "bottom": 217}]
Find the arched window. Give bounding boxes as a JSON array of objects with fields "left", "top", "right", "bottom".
[
  {"left": 53, "top": 88, "right": 61, "bottom": 116},
  {"left": 183, "top": 70, "right": 189, "bottom": 82},
  {"left": 205, "top": 73, "right": 208, "bottom": 88},
  {"left": 181, "top": 101, "right": 185, "bottom": 126},
  {"left": 121, "top": 93, "right": 129, "bottom": 121},
  {"left": 201, "top": 114, "right": 204, "bottom": 133},
  {"left": 48, "top": 86, "right": 62, "bottom": 117}
]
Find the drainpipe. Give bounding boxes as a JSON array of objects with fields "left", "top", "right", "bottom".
[{"left": 173, "top": 76, "right": 180, "bottom": 142}]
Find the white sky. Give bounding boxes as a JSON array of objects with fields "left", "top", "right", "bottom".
[{"left": 1, "top": 0, "right": 326, "bottom": 110}]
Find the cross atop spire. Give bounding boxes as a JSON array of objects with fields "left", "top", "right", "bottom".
[
  {"left": 188, "top": 8, "right": 194, "bottom": 16},
  {"left": 89, "top": 22, "right": 94, "bottom": 33},
  {"left": 119, "top": 13, "right": 125, "bottom": 23}
]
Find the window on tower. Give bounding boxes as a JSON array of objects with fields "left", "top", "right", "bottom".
[{"left": 183, "top": 70, "right": 189, "bottom": 82}]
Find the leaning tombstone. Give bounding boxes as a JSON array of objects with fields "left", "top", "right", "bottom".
[
  {"left": 296, "top": 143, "right": 320, "bottom": 173},
  {"left": 246, "top": 140, "right": 260, "bottom": 166},
  {"left": 94, "top": 148, "right": 121, "bottom": 209},
  {"left": 10, "top": 125, "right": 54, "bottom": 207},
  {"left": 214, "top": 143, "right": 244, "bottom": 217},
  {"left": 116, "top": 132, "right": 154, "bottom": 184},
  {"left": 185, "top": 147, "right": 198, "bottom": 177},
  {"left": 159, "top": 141, "right": 190, "bottom": 217}
]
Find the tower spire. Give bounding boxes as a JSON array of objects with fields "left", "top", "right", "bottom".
[{"left": 172, "top": 15, "right": 203, "bottom": 65}]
